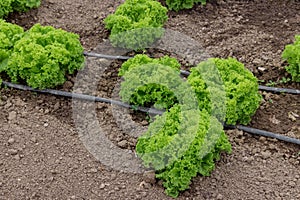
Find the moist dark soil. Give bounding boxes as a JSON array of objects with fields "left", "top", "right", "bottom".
[{"left": 1, "top": 0, "right": 300, "bottom": 199}]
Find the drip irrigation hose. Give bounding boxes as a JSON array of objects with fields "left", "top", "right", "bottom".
[
  {"left": 258, "top": 85, "right": 300, "bottom": 95},
  {"left": 225, "top": 125, "right": 300, "bottom": 145},
  {"left": 1, "top": 81, "right": 300, "bottom": 146},
  {"left": 83, "top": 52, "right": 300, "bottom": 95},
  {"left": 83, "top": 51, "right": 131, "bottom": 60},
  {"left": 1, "top": 81, "right": 164, "bottom": 115}
]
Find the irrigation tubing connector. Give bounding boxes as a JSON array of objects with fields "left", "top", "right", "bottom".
[
  {"left": 83, "top": 52, "right": 300, "bottom": 95},
  {"left": 1, "top": 81, "right": 300, "bottom": 146}
]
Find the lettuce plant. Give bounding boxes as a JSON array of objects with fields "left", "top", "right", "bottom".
[
  {"left": 188, "top": 58, "right": 262, "bottom": 125},
  {"left": 0, "top": 19, "right": 24, "bottom": 69},
  {"left": 104, "top": 0, "right": 168, "bottom": 50},
  {"left": 165, "top": 0, "right": 207, "bottom": 11},
  {"left": 282, "top": 35, "right": 300, "bottom": 82},
  {"left": 11, "top": 0, "right": 41, "bottom": 12},
  {"left": 136, "top": 104, "right": 231, "bottom": 197},
  {"left": 1, "top": 24, "right": 85, "bottom": 89},
  {"left": 119, "top": 54, "right": 181, "bottom": 109}
]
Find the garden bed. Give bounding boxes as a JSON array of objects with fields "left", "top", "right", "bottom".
[{"left": 0, "top": 0, "right": 299, "bottom": 199}]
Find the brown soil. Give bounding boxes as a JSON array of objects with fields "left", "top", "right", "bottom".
[{"left": 1, "top": 0, "right": 300, "bottom": 199}]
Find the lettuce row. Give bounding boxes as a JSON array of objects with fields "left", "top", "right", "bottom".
[
  {"left": 165, "top": 0, "right": 207, "bottom": 11},
  {"left": 188, "top": 58, "right": 262, "bottom": 125},
  {"left": 120, "top": 55, "right": 261, "bottom": 125},
  {"left": 136, "top": 104, "right": 231, "bottom": 197},
  {"left": 119, "top": 54, "right": 182, "bottom": 109},
  {"left": 0, "top": 23, "right": 85, "bottom": 89},
  {"left": 104, "top": 0, "right": 168, "bottom": 50},
  {"left": 119, "top": 54, "right": 232, "bottom": 197},
  {"left": 282, "top": 35, "right": 300, "bottom": 82},
  {"left": 119, "top": 55, "right": 261, "bottom": 197},
  {"left": 0, "top": 0, "right": 41, "bottom": 18}
]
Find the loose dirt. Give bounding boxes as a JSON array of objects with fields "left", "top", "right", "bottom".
[{"left": 1, "top": 0, "right": 300, "bottom": 199}]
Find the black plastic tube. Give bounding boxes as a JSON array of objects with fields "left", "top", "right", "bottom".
[
  {"left": 1, "top": 81, "right": 164, "bottom": 115},
  {"left": 83, "top": 51, "right": 131, "bottom": 60},
  {"left": 83, "top": 52, "right": 300, "bottom": 95},
  {"left": 237, "top": 125, "right": 300, "bottom": 145},
  {"left": 180, "top": 69, "right": 191, "bottom": 76},
  {"left": 225, "top": 125, "right": 300, "bottom": 145},
  {"left": 1, "top": 81, "right": 299, "bottom": 146},
  {"left": 258, "top": 85, "right": 300, "bottom": 95}
]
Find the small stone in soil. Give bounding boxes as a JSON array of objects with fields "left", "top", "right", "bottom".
[
  {"left": 258, "top": 67, "right": 266, "bottom": 72},
  {"left": 139, "top": 181, "right": 151, "bottom": 189},
  {"left": 261, "top": 151, "right": 272, "bottom": 159},
  {"left": 53, "top": 102, "right": 60, "bottom": 110},
  {"left": 140, "top": 120, "right": 148, "bottom": 126},
  {"left": 143, "top": 170, "right": 156, "bottom": 184},
  {"left": 8, "top": 138, "right": 15, "bottom": 144},
  {"left": 63, "top": 81, "right": 73, "bottom": 90},
  {"left": 288, "top": 181, "right": 296, "bottom": 187},
  {"left": 90, "top": 168, "right": 98, "bottom": 173},
  {"left": 117, "top": 140, "right": 127, "bottom": 148},
  {"left": 253, "top": 58, "right": 263, "bottom": 66},
  {"left": 8, "top": 111, "right": 17, "bottom": 121},
  {"left": 14, "top": 155, "right": 20, "bottom": 160},
  {"left": 8, "top": 149, "right": 18, "bottom": 155},
  {"left": 31, "top": 137, "right": 37, "bottom": 143},
  {"left": 236, "top": 130, "right": 244, "bottom": 137},
  {"left": 217, "top": 194, "right": 223, "bottom": 200},
  {"left": 259, "top": 136, "right": 266, "bottom": 142},
  {"left": 100, "top": 183, "right": 105, "bottom": 189}
]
